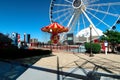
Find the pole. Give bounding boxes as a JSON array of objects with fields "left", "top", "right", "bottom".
[{"left": 89, "top": 25, "right": 94, "bottom": 57}]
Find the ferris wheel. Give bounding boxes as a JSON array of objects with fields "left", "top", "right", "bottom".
[{"left": 49, "top": 0, "right": 120, "bottom": 40}]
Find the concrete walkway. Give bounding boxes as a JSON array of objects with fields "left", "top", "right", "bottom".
[{"left": 17, "top": 51, "right": 120, "bottom": 80}]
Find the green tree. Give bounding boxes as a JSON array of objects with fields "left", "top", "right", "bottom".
[
  {"left": 0, "top": 33, "right": 12, "bottom": 43},
  {"left": 85, "top": 42, "right": 101, "bottom": 53},
  {"left": 47, "top": 40, "right": 52, "bottom": 44},
  {"left": 100, "top": 30, "right": 120, "bottom": 52}
]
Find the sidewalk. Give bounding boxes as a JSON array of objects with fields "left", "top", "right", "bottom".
[{"left": 17, "top": 51, "right": 120, "bottom": 80}]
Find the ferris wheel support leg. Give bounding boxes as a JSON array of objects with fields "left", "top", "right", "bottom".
[
  {"left": 67, "top": 13, "right": 76, "bottom": 28},
  {"left": 60, "top": 13, "right": 75, "bottom": 41},
  {"left": 81, "top": 9, "right": 100, "bottom": 36}
]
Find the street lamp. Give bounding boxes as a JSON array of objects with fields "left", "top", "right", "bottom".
[{"left": 89, "top": 25, "right": 94, "bottom": 57}]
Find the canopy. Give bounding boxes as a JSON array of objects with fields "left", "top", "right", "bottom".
[
  {"left": 41, "top": 22, "right": 68, "bottom": 34},
  {"left": 76, "top": 27, "right": 103, "bottom": 37}
]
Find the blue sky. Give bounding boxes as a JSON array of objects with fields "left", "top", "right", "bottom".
[
  {"left": 0, "top": 0, "right": 120, "bottom": 42},
  {"left": 0, "top": 0, "right": 51, "bottom": 42}
]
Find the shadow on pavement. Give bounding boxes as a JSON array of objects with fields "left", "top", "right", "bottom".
[
  {"left": 71, "top": 54, "right": 120, "bottom": 80},
  {"left": 17, "top": 55, "right": 120, "bottom": 80},
  {"left": 0, "top": 49, "right": 52, "bottom": 80},
  {"left": 0, "top": 49, "right": 52, "bottom": 59}
]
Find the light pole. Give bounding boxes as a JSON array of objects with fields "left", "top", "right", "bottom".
[{"left": 89, "top": 25, "right": 94, "bottom": 57}]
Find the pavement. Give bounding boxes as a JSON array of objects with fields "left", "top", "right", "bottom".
[{"left": 17, "top": 50, "right": 120, "bottom": 80}]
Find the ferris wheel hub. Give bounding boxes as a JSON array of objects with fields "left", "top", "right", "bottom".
[
  {"left": 72, "top": 0, "right": 86, "bottom": 12},
  {"left": 72, "top": 0, "right": 82, "bottom": 8}
]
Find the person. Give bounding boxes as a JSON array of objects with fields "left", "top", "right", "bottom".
[{"left": 104, "top": 41, "right": 108, "bottom": 55}]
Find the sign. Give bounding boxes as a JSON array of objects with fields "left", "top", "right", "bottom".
[{"left": 104, "top": 41, "right": 108, "bottom": 47}]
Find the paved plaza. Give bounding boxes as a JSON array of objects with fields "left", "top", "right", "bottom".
[{"left": 17, "top": 50, "right": 120, "bottom": 80}]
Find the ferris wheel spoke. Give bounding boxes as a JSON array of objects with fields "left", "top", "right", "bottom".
[
  {"left": 82, "top": 9, "right": 100, "bottom": 36},
  {"left": 88, "top": 2, "right": 120, "bottom": 7},
  {"left": 77, "top": 20, "right": 80, "bottom": 33},
  {"left": 64, "top": 0, "right": 72, "bottom": 4},
  {"left": 95, "top": 4, "right": 111, "bottom": 27},
  {"left": 87, "top": 0, "right": 99, "bottom": 4},
  {"left": 61, "top": 12, "right": 73, "bottom": 25},
  {"left": 81, "top": 14, "right": 86, "bottom": 29},
  {"left": 69, "top": 15, "right": 81, "bottom": 33},
  {"left": 87, "top": 7, "right": 119, "bottom": 17},
  {"left": 52, "top": 8, "right": 73, "bottom": 14},
  {"left": 53, "top": 11, "right": 70, "bottom": 21},
  {"left": 66, "top": 13, "right": 77, "bottom": 32},
  {"left": 86, "top": 10, "right": 111, "bottom": 28},
  {"left": 54, "top": 3, "right": 72, "bottom": 7},
  {"left": 68, "top": 24, "right": 74, "bottom": 33}
]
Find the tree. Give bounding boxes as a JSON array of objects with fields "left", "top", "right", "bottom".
[
  {"left": 0, "top": 33, "right": 12, "bottom": 43},
  {"left": 100, "top": 30, "right": 120, "bottom": 53},
  {"left": 48, "top": 40, "right": 52, "bottom": 44}
]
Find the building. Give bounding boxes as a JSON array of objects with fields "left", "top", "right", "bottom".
[
  {"left": 30, "top": 38, "right": 38, "bottom": 47},
  {"left": 75, "top": 27, "right": 103, "bottom": 44}
]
